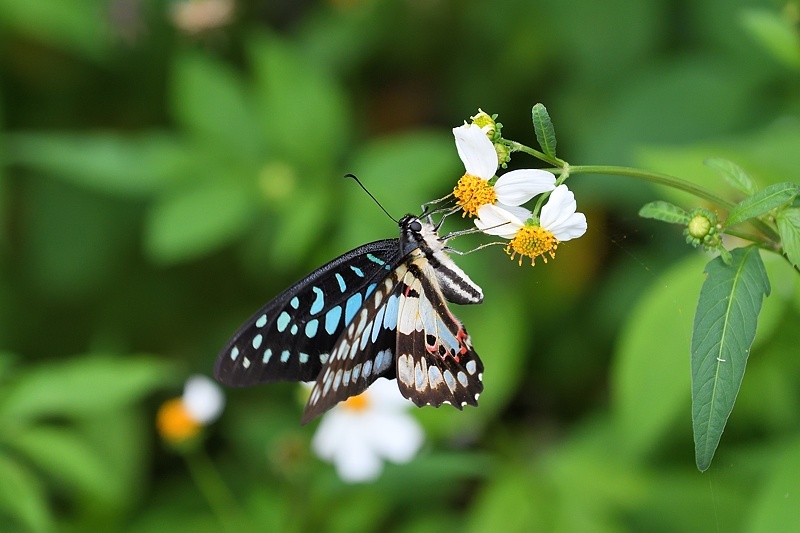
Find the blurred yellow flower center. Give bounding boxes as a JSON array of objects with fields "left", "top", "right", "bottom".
[
  {"left": 156, "top": 398, "right": 201, "bottom": 442},
  {"left": 454, "top": 174, "right": 497, "bottom": 217},
  {"left": 506, "top": 225, "right": 558, "bottom": 266},
  {"left": 342, "top": 393, "right": 370, "bottom": 412}
]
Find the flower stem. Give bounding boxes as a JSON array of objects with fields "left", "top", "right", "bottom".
[
  {"left": 563, "top": 165, "right": 736, "bottom": 211},
  {"left": 185, "top": 449, "right": 248, "bottom": 532},
  {"left": 508, "top": 141, "right": 565, "bottom": 168}
]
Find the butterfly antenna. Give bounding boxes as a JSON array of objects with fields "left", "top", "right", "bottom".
[{"left": 343, "top": 173, "right": 398, "bottom": 223}]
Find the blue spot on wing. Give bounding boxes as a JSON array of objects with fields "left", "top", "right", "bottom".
[
  {"left": 310, "top": 287, "right": 324, "bottom": 315},
  {"left": 365, "top": 283, "right": 377, "bottom": 298},
  {"left": 325, "top": 306, "right": 342, "bottom": 335},
  {"left": 305, "top": 319, "right": 319, "bottom": 338},
  {"left": 366, "top": 253, "right": 385, "bottom": 266},
  {"left": 350, "top": 265, "right": 365, "bottom": 277},
  {"left": 335, "top": 273, "right": 347, "bottom": 292},
  {"left": 277, "top": 312, "right": 290, "bottom": 332},
  {"left": 344, "top": 292, "right": 363, "bottom": 325}
]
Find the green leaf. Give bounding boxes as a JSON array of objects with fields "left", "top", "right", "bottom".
[
  {"left": 725, "top": 182, "right": 799, "bottom": 227},
  {"left": 0, "top": 355, "right": 174, "bottom": 422},
  {"left": 739, "top": 8, "right": 800, "bottom": 70},
  {"left": 691, "top": 246, "right": 770, "bottom": 471},
  {"left": 613, "top": 254, "right": 706, "bottom": 457},
  {"left": 704, "top": 157, "right": 757, "bottom": 196},
  {"left": 776, "top": 207, "right": 800, "bottom": 269},
  {"left": 531, "top": 103, "right": 557, "bottom": 158},
  {"left": 6, "top": 133, "right": 191, "bottom": 197},
  {"left": 144, "top": 180, "right": 258, "bottom": 264},
  {"left": 171, "top": 52, "right": 262, "bottom": 161},
  {"left": 638, "top": 201, "right": 691, "bottom": 224},
  {"left": 0, "top": 453, "right": 51, "bottom": 533}
]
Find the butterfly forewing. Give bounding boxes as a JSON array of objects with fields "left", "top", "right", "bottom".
[
  {"left": 394, "top": 256, "right": 484, "bottom": 408},
  {"left": 215, "top": 239, "right": 402, "bottom": 387}
]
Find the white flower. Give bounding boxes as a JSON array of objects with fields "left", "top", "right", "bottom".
[
  {"left": 311, "top": 378, "right": 424, "bottom": 483},
  {"left": 475, "top": 184, "right": 587, "bottom": 265},
  {"left": 452, "top": 124, "right": 556, "bottom": 217},
  {"left": 183, "top": 374, "right": 226, "bottom": 424},
  {"left": 157, "top": 374, "right": 225, "bottom": 443}
]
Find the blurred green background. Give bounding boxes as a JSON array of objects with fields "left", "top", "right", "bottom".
[{"left": 2, "top": 0, "right": 800, "bottom": 531}]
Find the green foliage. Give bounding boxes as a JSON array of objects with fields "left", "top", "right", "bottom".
[
  {"left": 691, "top": 247, "right": 770, "bottom": 471},
  {"left": 725, "top": 183, "right": 799, "bottom": 227},
  {"left": 777, "top": 208, "right": 800, "bottom": 269},
  {"left": 531, "top": 103, "right": 557, "bottom": 159},
  {"left": 704, "top": 157, "right": 757, "bottom": 196},
  {"left": 1, "top": 0, "right": 799, "bottom": 530},
  {"left": 639, "top": 200, "right": 691, "bottom": 224}
]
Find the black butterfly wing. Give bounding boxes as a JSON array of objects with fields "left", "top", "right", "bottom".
[
  {"left": 301, "top": 262, "right": 410, "bottom": 423},
  {"left": 214, "top": 239, "right": 402, "bottom": 387},
  {"left": 394, "top": 255, "right": 484, "bottom": 409}
]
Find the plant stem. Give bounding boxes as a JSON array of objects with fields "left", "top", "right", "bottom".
[
  {"left": 556, "top": 165, "right": 781, "bottom": 242},
  {"left": 508, "top": 141, "right": 565, "bottom": 168},
  {"left": 562, "top": 165, "right": 736, "bottom": 211}
]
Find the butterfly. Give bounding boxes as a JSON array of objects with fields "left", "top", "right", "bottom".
[{"left": 214, "top": 213, "right": 484, "bottom": 423}]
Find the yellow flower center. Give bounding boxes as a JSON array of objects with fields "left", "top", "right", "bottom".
[
  {"left": 453, "top": 174, "right": 497, "bottom": 217},
  {"left": 342, "top": 392, "right": 370, "bottom": 412},
  {"left": 156, "top": 398, "right": 201, "bottom": 443},
  {"left": 506, "top": 225, "right": 559, "bottom": 266}
]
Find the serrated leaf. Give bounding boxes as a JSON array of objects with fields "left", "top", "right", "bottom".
[
  {"left": 691, "top": 246, "right": 770, "bottom": 471},
  {"left": 704, "top": 157, "right": 757, "bottom": 196},
  {"left": 144, "top": 180, "right": 258, "bottom": 264},
  {"left": 0, "top": 355, "right": 174, "bottom": 422},
  {"left": 638, "top": 201, "right": 691, "bottom": 224},
  {"left": 776, "top": 207, "right": 800, "bottom": 269},
  {"left": 725, "top": 182, "right": 799, "bottom": 227},
  {"left": 531, "top": 103, "right": 557, "bottom": 158},
  {"left": 0, "top": 453, "right": 51, "bottom": 533}
]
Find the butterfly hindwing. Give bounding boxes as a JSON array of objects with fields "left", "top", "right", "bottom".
[
  {"left": 394, "top": 255, "right": 484, "bottom": 409},
  {"left": 214, "top": 239, "right": 402, "bottom": 387},
  {"left": 301, "top": 263, "right": 408, "bottom": 423}
]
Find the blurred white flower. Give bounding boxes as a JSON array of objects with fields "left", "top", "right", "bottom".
[
  {"left": 311, "top": 378, "right": 423, "bottom": 483},
  {"left": 157, "top": 374, "right": 225, "bottom": 443},
  {"left": 475, "top": 184, "right": 587, "bottom": 265},
  {"left": 452, "top": 123, "right": 555, "bottom": 217}
]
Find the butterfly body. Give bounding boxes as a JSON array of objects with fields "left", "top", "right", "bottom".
[{"left": 214, "top": 214, "right": 484, "bottom": 423}]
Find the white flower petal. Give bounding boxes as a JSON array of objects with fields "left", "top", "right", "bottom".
[
  {"left": 551, "top": 212, "right": 587, "bottom": 241},
  {"left": 475, "top": 204, "right": 525, "bottom": 239},
  {"left": 453, "top": 124, "right": 497, "bottom": 180},
  {"left": 183, "top": 375, "right": 225, "bottom": 424},
  {"left": 367, "top": 378, "right": 413, "bottom": 411},
  {"left": 540, "top": 185, "right": 587, "bottom": 241},
  {"left": 493, "top": 169, "right": 556, "bottom": 206},
  {"left": 363, "top": 411, "right": 424, "bottom": 464},
  {"left": 331, "top": 425, "right": 384, "bottom": 483},
  {"left": 495, "top": 202, "right": 534, "bottom": 222}
]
